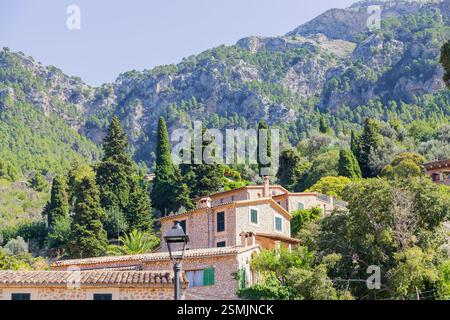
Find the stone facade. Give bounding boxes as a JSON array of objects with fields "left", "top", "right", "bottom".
[
  {"left": 425, "top": 159, "right": 450, "bottom": 186},
  {"left": 0, "top": 286, "right": 176, "bottom": 300}
]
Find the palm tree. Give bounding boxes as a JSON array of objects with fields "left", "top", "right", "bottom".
[{"left": 108, "top": 230, "right": 159, "bottom": 255}]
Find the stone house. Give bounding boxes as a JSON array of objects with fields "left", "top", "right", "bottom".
[
  {"left": 424, "top": 159, "right": 450, "bottom": 185},
  {"left": 0, "top": 270, "right": 187, "bottom": 300},
  {"left": 0, "top": 178, "right": 346, "bottom": 300}
]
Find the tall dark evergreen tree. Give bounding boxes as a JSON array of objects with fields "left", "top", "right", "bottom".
[
  {"left": 44, "top": 175, "right": 69, "bottom": 229},
  {"left": 96, "top": 116, "right": 134, "bottom": 211},
  {"left": 125, "top": 179, "right": 154, "bottom": 232},
  {"left": 350, "top": 130, "right": 359, "bottom": 157},
  {"left": 440, "top": 40, "right": 450, "bottom": 89},
  {"left": 357, "top": 118, "right": 382, "bottom": 178},
  {"left": 151, "top": 117, "right": 191, "bottom": 214},
  {"left": 319, "top": 115, "right": 330, "bottom": 134},
  {"left": 277, "top": 149, "right": 311, "bottom": 191},
  {"left": 67, "top": 176, "right": 108, "bottom": 258},
  {"left": 338, "top": 149, "right": 362, "bottom": 180},
  {"left": 257, "top": 120, "right": 272, "bottom": 176},
  {"left": 181, "top": 126, "right": 224, "bottom": 199}
]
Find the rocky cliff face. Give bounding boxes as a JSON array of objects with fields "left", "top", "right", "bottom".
[{"left": 1, "top": 0, "right": 449, "bottom": 168}]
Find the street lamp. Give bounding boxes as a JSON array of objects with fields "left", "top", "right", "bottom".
[{"left": 164, "top": 221, "right": 189, "bottom": 300}]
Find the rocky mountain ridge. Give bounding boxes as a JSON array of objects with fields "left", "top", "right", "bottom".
[{"left": 0, "top": 0, "right": 449, "bottom": 169}]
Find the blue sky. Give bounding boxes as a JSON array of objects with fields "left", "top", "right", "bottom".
[{"left": 0, "top": 0, "right": 355, "bottom": 86}]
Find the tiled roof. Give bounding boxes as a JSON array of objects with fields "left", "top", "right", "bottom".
[
  {"left": 51, "top": 246, "right": 260, "bottom": 268},
  {"left": 158, "top": 201, "right": 234, "bottom": 221},
  {"left": 254, "top": 232, "right": 301, "bottom": 243},
  {"left": 143, "top": 245, "right": 260, "bottom": 262},
  {"left": 52, "top": 253, "right": 150, "bottom": 268},
  {"left": 0, "top": 270, "right": 186, "bottom": 287}
]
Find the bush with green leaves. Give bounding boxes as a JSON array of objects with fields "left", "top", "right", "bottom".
[
  {"left": 108, "top": 230, "right": 160, "bottom": 255},
  {"left": 2, "top": 236, "right": 29, "bottom": 255}
]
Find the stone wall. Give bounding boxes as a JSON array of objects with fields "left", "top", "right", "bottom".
[
  {"left": 143, "top": 254, "right": 244, "bottom": 300},
  {"left": 160, "top": 205, "right": 237, "bottom": 251},
  {"left": 0, "top": 286, "right": 177, "bottom": 300},
  {"left": 235, "top": 202, "right": 291, "bottom": 246}
]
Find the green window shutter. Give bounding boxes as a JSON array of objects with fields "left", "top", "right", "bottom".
[
  {"left": 240, "top": 268, "right": 246, "bottom": 289},
  {"left": 203, "top": 267, "right": 215, "bottom": 286}
]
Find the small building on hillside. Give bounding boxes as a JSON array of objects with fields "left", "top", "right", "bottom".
[{"left": 424, "top": 159, "right": 450, "bottom": 185}]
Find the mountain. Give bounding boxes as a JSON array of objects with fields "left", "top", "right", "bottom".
[{"left": 1, "top": 0, "right": 449, "bottom": 171}]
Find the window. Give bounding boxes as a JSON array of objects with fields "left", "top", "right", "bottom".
[
  {"left": 179, "top": 220, "right": 187, "bottom": 234},
  {"left": 250, "top": 208, "right": 258, "bottom": 225},
  {"left": 274, "top": 215, "right": 283, "bottom": 232},
  {"left": 298, "top": 202, "right": 305, "bottom": 210},
  {"left": 186, "top": 268, "right": 215, "bottom": 287},
  {"left": 217, "top": 241, "right": 226, "bottom": 247},
  {"left": 11, "top": 293, "right": 31, "bottom": 300},
  {"left": 93, "top": 294, "right": 113, "bottom": 300},
  {"left": 217, "top": 212, "right": 225, "bottom": 232}
]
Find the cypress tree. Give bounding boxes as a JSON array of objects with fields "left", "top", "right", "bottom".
[
  {"left": 338, "top": 149, "right": 362, "bottom": 180},
  {"left": 277, "top": 149, "right": 311, "bottom": 191},
  {"left": 440, "top": 40, "right": 450, "bottom": 89},
  {"left": 319, "top": 115, "right": 330, "bottom": 134},
  {"left": 357, "top": 118, "right": 381, "bottom": 178},
  {"left": 257, "top": 120, "right": 272, "bottom": 176},
  {"left": 67, "top": 176, "right": 107, "bottom": 258},
  {"left": 350, "top": 130, "right": 359, "bottom": 157},
  {"left": 44, "top": 175, "right": 69, "bottom": 229},
  {"left": 181, "top": 126, "right": 224, "bottom": 199},
  {"left": 151, "top": 117, "right": 191, "bottom": 214},
  {"left": 124, "top": 179, "right": 154, "bottom": 232},
  {"left": 96, "top": 116, "right": 134, "bottom": 211}
]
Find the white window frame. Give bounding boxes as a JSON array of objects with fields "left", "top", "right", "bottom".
[
  {"left": 274, "top": 214, "right": 284, "bottom": 233},
  {"left": 249, "top": 207, "right": 259, "bottom": 226},
  {"left": 5, "top": 289, "right": 37, "bottom": 300},
  {"left": 217, "top": 240, "right": 226, "bottom": 247},
  {"left": 86, "top": 289, "right": 119, "bottom": 300}
]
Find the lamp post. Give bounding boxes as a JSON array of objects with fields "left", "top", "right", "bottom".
[{"left": 164, "top": 221, "right": 189, "bottom": 300}]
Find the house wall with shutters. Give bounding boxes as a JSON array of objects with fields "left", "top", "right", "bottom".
[
  {"left": 234, "top": 202, "right": 291, "bottom": 246},
  {"left": 159, "top": 206, "right": 238, "bottom": 251},
  {"left": 142, "top": 254, "right": 241, "bottom": 300}
]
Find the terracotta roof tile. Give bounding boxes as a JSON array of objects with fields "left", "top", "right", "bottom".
[
  {"left": 0, "top": 270, "right": 187, "bottom": 287},
  {"left": 51, "top": 246, "right": 260, "bottom": 268}
]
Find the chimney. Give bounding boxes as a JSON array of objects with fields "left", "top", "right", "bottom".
[
  {"left": 263, "top": 176, "right": 270, "bottom": 197},
  {"left": 248, "top": 232, "right": 256, "bottom": 246},
  {"left": 198, "top": 197, "right": 212, "bottom": 208},
  {"left": 240, "top": 232, "right": 248, "bottom": 247}
]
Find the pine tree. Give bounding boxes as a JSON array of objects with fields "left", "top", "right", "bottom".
[
  {"left": 181, "top": 126, "right": 224, "bottom": 199},
  {"left": 67, "top": 176, "right": 108, "bottom": 258},
  {"left": 357, "top": 118, "right": 381, "bottom": 178},
  {"left": 440, "top": 40, "right": 450, "bottom": 89},
  {"left": 338, "top": 149, "right": 362, "bottom": 180},
  {"left": 257, "top": 120, "right": 272, "bottom": 176},
  {"left": 151, "top": 117, "right": 191, "bottom": 214},
  {"left": 44, "top": 175, "right": 69, "bottom": 229},
  {"left": 277, "top": 149, "right": 311, "bottom": 191},
  {"left": 319, "top": 115, "right": 331, "bottom": 134},
  {"left": 125, "top": 179, "right": 154, "bottom": 232},
  {"left": 96, "top": 116, "right": 134, "bottom": 211}
]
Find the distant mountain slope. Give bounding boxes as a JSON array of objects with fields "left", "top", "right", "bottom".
[
  {"left": 0, "top": 0, "right": 449, "bottom": 169},
  {"left": 0, "top": 49, "right": 102, "bottom": 174}
]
